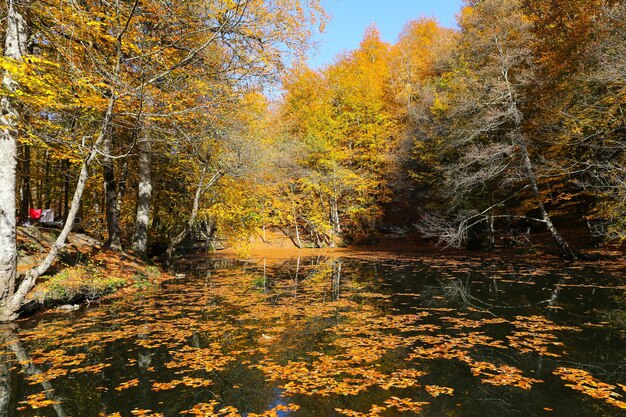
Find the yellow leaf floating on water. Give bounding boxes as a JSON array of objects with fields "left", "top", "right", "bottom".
[
  {"left": 554, "top": 368, "right": 626, "bottom": 409},
  {"left": 180, "top": 401, "right": 241, "bottom": 416},
  {"left": 130, "top": 409, "right": 164, "bottom": 417},
  {"left": 248, "top": 403, "right": 300, "bottom": 416},
  {"left": 467, "top": 360, "right": 542, "bottom": 390},
  {"left": 152, "top": 376, "right": 213, "bottom": 392},
  {"left": 115, "top": 378, "right": 139, "bottom": 391},
  {"left": 18, "top": 392, "right": 61, "bottom": 410},
  {"left": 425, "top": 385, "right": 454, "bottom": 397},
  {"left": 384, "top": 397, "right": 429, "bottom": 413},
  {"left": 131, "top": 408, "right": 165, "bottom": 417},
  {"left": 336, "top": 398, "right": 428, "bottom": 416},
  {"left": 335, "top": 404, "right": 387, "bottom": 417}
]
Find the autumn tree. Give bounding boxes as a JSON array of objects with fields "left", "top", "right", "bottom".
[
  {"left": 523, "top": 0, "right": 626, "bottom": 241},
  {"left": 416, "top": 0, "right": 575, "bottom": 258},
  {"left": 277, "top": 27, "right": 400, "bottom": 246},
  {"left": 0, "top": 0, "right": 326, "bottom": 321},
  {"left": 387, "top": 18, "right": 456, "bottom": 223}
]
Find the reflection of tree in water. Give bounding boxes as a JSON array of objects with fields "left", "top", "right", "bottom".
[
  {"left": 431, "top": 272, "right": 623, "bottom": 417},
  {"left": 438, "top": 272, "right": 566, "bottom": 314},
  {"left": 0, "top": 258, "right": 621, "bottom": 416},
  {"left": 0, "top": 340, "right": 9, "bottom": 417},
  {"left": 0, "top": 326, "right": 68, "bottom": 417},
  {"left": 240, "top": 257, "right": 349, "bottom": 303}
]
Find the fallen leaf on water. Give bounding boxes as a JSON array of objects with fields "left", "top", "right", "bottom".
[
  {"left": 425, "top": 385, "right": 454, "bottom": 397},
  {"left": 115, "top": 378, "right": 139, "bottom": 391},
  {"left": 554, "top": 368, "right": 626, "bottom": 409}
]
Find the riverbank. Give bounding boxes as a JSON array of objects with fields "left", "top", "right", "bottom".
[
  {"left": 16, "top": 227, "right": 172, "bottom": 317},
  {"left": 15, "top": 225, "right": 626, "bottom": 319},
  {"left": 216, "top": 226, "right": 626, "bottom": 267}
]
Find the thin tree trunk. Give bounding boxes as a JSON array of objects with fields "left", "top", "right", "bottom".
[
  {"left": 113, "top": 154, "right": 129, "bottom": 236},
  {"left": 40, "top": 150, "right": 50, "bottom": 208},
  {"left": 117, "top": 155, "right": 129, "bottom": 205},
  {"left": 499, "top": 51, "right": 575, "bottom": 261},
  {"left": 166, "top": 168, "right": 223, "bottom": 262},
  {"left": 166, "top": 168, "right": 206, "bottom": 262},
  {"left": 103, "top": 135, "right": 121, "bottom": 250},
  {"left": 487, "top": 214, "right": 495, "bottom": 250},
  {"left": 518, "top": 137, "right": 576, "bottom": 260},
  {"left": 0, "top": 0, "right": 29, "bottom": 312},
  {"left": 294, "top": 221, "right": 302, "bottom": 249},
  {"left": 63, "top": 159, "right": 70, "bottom": 220},
  {"left": 56, "top": 160, "right": 62, "bottom": 216},
  {"left": 203, "top": 220, "right": 215, "bottom": 250},
  {"left": 292, "top": 205, "right": 302, "bottom": 249},
  {"left": 330, "top": 196, "right": 341, "bottom": 234},
  {"left": 329, "top": 195, "right": 341, "bottom": 247},
  {"left": 35, "top": 150, "right": 43, "bottom": 209},
  {"left": 19, "top": 144, "right": 31, "bottom": 219},
  {"left": 131, "top": 133, "right": 152, "bottom": 258}
]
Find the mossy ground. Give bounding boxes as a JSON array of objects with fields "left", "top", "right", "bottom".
[{"left": 15, "top": 227, "right": 170, "bottom": 311}]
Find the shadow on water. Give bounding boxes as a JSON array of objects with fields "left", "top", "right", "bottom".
[{"left": 0, "top": 252, "right": 624, "bottom": 416}]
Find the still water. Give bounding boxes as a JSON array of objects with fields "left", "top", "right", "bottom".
[{"left": 1, "top": 252, "right": 625, "bottom": 416}]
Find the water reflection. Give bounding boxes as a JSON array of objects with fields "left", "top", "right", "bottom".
[
  {"left": 0, "top": 326, "right": 68, "bottom": 417},
  {"left": 0, "top": 255, "right": 622, "bottom": 416},
  {"left": 0, "top": 333, "right": 9, "bottom": 417}
]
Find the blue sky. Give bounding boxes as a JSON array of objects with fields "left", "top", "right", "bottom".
[{"left": 308, "top": 0, "right": 464, "bottom": 68}]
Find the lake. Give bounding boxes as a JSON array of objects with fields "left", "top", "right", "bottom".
[{"left": 1, "top": 251, "right": 625, "bottom": 416}]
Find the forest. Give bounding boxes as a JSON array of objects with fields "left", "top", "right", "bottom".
[
  {"left": 0, "top": 0, "right": 625, "bottom": 323},
  {"left": 0, "top": 2, "right": 624, "bottom": 416}
]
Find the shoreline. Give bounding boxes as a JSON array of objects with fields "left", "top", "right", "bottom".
[{"left": 15, "top": 226, "right": 626, "bottom": 320}]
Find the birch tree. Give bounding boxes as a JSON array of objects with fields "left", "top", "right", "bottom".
[{"left": 0, "top": 0, "right": 29, "bottom": 318}]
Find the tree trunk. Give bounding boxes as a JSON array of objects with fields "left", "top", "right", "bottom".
[
  {"left": 19, "top": 144, "right": 31, "bottom": 219},
  {"left": 55, "top": 161, "right": 62, "bottom": 216},
  {"left": 39, "top": 150, "right": 50, "bottom": 208},
  {"left": 329, "top": 195, "right": 341, "bottom": 247},
  {"left": 203, "top": 220, "right": 216, "bottom": 250},
  {"left": 499, "top": 50, "right": 576, "bottom": 261},
  {"left": 166, "top": 168, "right": 207, "bottom": 262},
  {"left": 103, "top": 135, "right": 122, "bottom": 251},
  {"left": 330, "top": 195, "right": 341, "bottom": 234},
  {"left": 294, "top": 221, "right": 302, "bottom": 249},
  {"left": 518, "top": 138, "right": 576, "bottom": 260},
  {"left": 131, "top": 133, "right": 152, "bottom": 258},
  {"left": 166, "top": 168, "right": 222, "bottom": 263},
  {"left": 63, "top": 159, "right": 70, "bottom": 220},
  {"left": 0, "top": 0, "right": 29, "bottom": 316},
  {"left": 117, "top": 155, "right": 129, "bottom": 205},
  {"left": 487, "top": 214, "right": 495, "bottom": 250}
]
